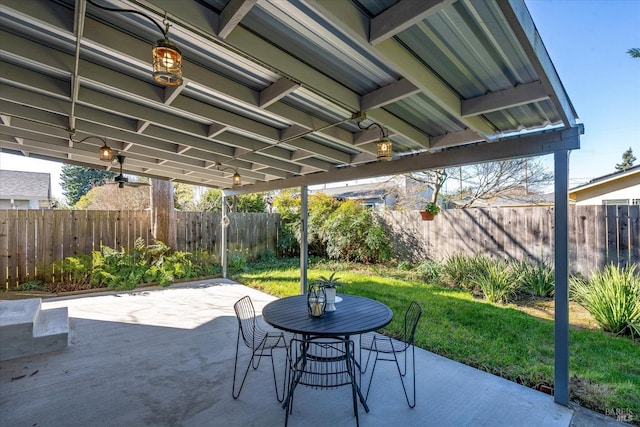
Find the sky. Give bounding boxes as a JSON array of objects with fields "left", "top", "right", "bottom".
[{"left": 0, "top": 0, "right": 638, "bottom": 201}]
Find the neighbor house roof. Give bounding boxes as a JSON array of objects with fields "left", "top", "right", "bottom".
[
  {"left": 569, "top": 164, "right": 640, "bottom": 195},
  {"left": 0, "top": 170, "right": 51, "bottom": 200}
]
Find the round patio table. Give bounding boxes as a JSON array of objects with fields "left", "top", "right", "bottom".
[
  {"left": 263, "top": 294, "right": 392, "bottom": 413},
  {"left": 262, "top": 294, "right": 393, "bottom": 338}
]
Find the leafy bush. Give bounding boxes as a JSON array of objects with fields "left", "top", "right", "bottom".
[
  {"left": 227, "top": 248, "right": 249, "bottom": 272},
  {"left": 90, "top": 239, "right": 220, "bottom": 291},
  {"left": 320, "top": 200, "right": 391, "bottom": 263},
  {"left": 91, "top": 244, "right": 147, "bottom": 290},
  {"left": 570, "top": 264, "right": 640, "bottom": 337},
  {"left": 474, "top": 259, "right": 520, "bottom": 304},
  {"left": 53, "top": 254, "right": 93, "bottom": 287},
  {"left": 514, "top": 259, "right": 555, "bottom": 297},
  {"left": 272, "top": 190, "right": 301, "bottom": 257},
  {"left": 17, "top": 279, "right": 46, "bottom": 291}
]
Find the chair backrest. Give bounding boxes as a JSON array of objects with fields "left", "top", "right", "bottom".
[
  {"left": 234, "top": 296, "right": 259, "bottom": 347},
  {"left": 289, "top": 337, "right": 355, "bottom": 389},
  {"left": 401, "top": 301, "right": 423, "bottom": 345}
]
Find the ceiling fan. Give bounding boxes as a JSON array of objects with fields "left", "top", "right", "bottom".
[{"left": 110, "top": 154, "right": 150, "bottom": 188}]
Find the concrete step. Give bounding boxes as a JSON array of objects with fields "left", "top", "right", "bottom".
[
  {"left": 0, "top": 299, "right": 69, "bottom": 361},
  {"left": 0, "top": 299, "right": 41, "bottom": 341}
]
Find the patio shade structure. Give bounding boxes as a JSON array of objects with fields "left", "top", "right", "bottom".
[{"left": 0, "top": 0, "right": 580, "bottom": 406}]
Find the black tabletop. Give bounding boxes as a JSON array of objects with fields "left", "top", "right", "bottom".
[{"left": 262, "top": 294, "right": 393, "bottom": 337}]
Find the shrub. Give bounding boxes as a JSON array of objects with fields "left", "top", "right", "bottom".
[
  {"left": 227, "top": 248, "right": 249, "bottom": 272},
  {"left": 320, "top": 200, "right": 391, "bottom": 263},
  {"left": 415, "top": 259, "right": 441, "bottom": 283},
  {"left": 474, "top": 259, "right": 520, "bottom": 304},
  {"left": 514, "top": 259, "right": 555, "bottom": 298},
  {"left": 17, "top": 279, "right": 46, "bottom": 291},
  {"left": 570, "top": 264, "right": 640, "bottom": 337},
  {"left": 441, "top": 253, "right": 491, "bottom": 291},
  {"left": 92, "top": 244, "right": 147, "bottom": 290},
  {"left": 397, "top": 260, "right": 413, "bottom": 270},
  {"left": 53, "top": 254, "right": 93, "bottom": 287}
]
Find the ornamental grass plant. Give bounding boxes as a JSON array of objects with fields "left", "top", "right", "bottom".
[{"left": 570, "top": 264, "right": 640, "bottom": 337}]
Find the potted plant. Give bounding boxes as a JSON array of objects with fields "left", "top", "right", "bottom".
[
  {"left": 420, "top": 201, "right": 440, "bottom": 221},
  {"left": 315, "top": 272, "right": 342, "bottom": 311}
]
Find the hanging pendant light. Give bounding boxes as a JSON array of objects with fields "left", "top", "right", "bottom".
[
  {"left": 87, "top": 0, "right": 183, "bottom": 87},
  {"left": 98, "top": 141, "right": 114, "bottom": 162},
  {"left": 355, "top": 113, "right": 392, "bottom": 161},
  {"left": 215, "top": 162, "right": 241, "bottom": 186},
  {"left": 71, "top": 135, "right": 114, "bottom": 162},
  {"left": 232, "top": 171, "right": 242, "bottom": 186},
  {"left": 152, "top": 36, "right": 182, "bottom": 86},
  {"left": 377, "top": 137, "right": 392, "bottom": 161}
]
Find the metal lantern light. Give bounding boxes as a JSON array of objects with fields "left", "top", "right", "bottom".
[
  {"left": 232, "top": 171, "right": 242, "bottom": 186},
  {"left": 377, "top": 137, "right": 392, "bottom": 161},
  {"left": 307, "top": 284, "right": 326, "bottom": 318},
  {"left": 355, "top": 113, "right": 392, "bottom": 161},
  {"left": 86, "top": 0, "right": 183, "bottom": 87},
  {"left": 152, "top": 38, "right": 183, "bottom": 86},
  {"left": 98, "top": 141, "right": 114, "bottom": 162}
]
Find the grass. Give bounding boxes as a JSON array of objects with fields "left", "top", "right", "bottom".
[{"left": 233, "top": 257, "right": 640, "bottom": 422}]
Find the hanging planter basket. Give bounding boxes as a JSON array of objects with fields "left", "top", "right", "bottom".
[{"left": 420, "top": 211, "right": 435, "bottom": 221}]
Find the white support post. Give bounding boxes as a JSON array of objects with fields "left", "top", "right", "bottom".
[
  {"left": 554, "top": 150, "right": 569, "bottom": 406},
  {"left": 300, "top": 185, "right": 308, "bottom": 295},
  {"left": 221, "top": 193, "right": 228, "bottom": 279}
]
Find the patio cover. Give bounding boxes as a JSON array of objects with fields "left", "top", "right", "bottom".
[{"left": 0, "top": 0, "right": 581, "bottom": 406}]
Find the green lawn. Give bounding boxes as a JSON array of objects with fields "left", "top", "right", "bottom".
[{"left": 232, "top": 257, "right": 640, "bottom": 421}]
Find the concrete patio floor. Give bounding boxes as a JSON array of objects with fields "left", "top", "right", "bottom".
[{"left": 0, "top": 279, "right": 597, "bottom": 426}]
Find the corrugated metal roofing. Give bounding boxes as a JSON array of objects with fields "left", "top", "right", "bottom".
[{"left": 0, "top": 0, "right": 580, "bottom": 192}]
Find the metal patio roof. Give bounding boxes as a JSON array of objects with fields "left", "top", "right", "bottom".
[{"left": 0, "top": 0, "right": 581, "bottom": 193}]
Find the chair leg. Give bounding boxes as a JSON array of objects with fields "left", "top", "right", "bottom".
[
  {"left": 345, "top": 345, "right": 360, "bottom": 427},
  {"left": 360, "top": 340, "right": 375, "bottom": 374},
  {"left": 364, "top": 350, "right": 379, "bottom": 402},
  {"left": 232, "top": 330, "right": 255, "bottom": 399},
  {"left": 395, "top": 345, "right": 417, "bottom": 408},
  {"left": 269, "top": 345, "right": 288, "bottom": 403}
]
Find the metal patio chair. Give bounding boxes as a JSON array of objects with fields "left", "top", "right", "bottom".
[
  {"left": 232, "top": 296, "right": 290, "bottom": 403},
  {"left": 360, "top": 301, "right": 423, "bottom": 408},
  {"left": 285, "top": 336, "right": 361, "bottom": 426}
]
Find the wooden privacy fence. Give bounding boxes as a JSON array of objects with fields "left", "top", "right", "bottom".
[
  {"left": 2, "top": 205, "right": 637, "bottom": 288},
  {"left": 378, "top": 205, "right": 639, "bottom": 276},
  {"left": 0, "top": 210, "right": 279, "bottom": 289}
]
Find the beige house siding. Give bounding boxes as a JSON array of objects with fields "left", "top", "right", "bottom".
[{"left": 569, "top": 167, "right": 640, "bottom": 205}]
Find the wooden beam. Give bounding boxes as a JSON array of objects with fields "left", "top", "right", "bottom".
[
  {"left": 430, "top": 129, "right": 485, "bottom": 150},
  {"left": 218, "top": 0, "right": 257, "bottom": 39},
  {"left": 369, "top": 0, "right": 455, "bottom": 45},
  {"left": 227, "top": 126, "right": 581, "bottom": 194},
  {"left": 461, "top": 81, "right": 549, "bottom": 117},
  {"left": 259, "top": 78, "right": 300, "bottom": 108},
  {"left": 361, "top": 78, "right": 420, "bottom": 111}
]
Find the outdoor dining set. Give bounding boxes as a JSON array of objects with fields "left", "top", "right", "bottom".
[{"left": 231, "top": 286, "right": 423, "bottom": 426}]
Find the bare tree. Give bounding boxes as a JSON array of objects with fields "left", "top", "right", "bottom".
[
  {"left": 450, "top": 158, "right": 552, "bottom": 207},
  {"left": 405, "top": 169, "right": 450, "bottom": 208}
]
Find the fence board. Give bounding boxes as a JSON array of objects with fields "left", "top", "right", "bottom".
[
  {"left": 630, "top": 205, "right": 640, "bottom": 268},
  {"left": 0, "top": 211, "right": 9, "bottom": 288},
  {"left": 618, "top": 205, "right": 630, "bottom": 268},
  {"left": 606, "top": 205, "right": 618, "bottom": 265}
]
